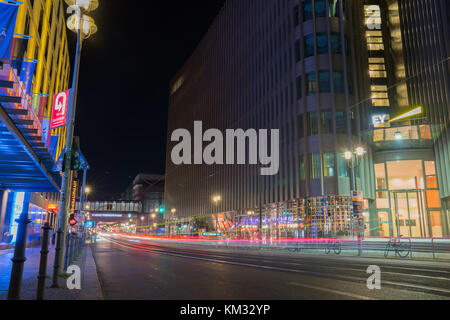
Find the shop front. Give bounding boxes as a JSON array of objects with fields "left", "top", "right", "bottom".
[{"left": 374, "top": 157, "right": 447, "bottom": 238}]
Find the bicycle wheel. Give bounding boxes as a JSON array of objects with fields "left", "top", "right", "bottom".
[
  {"left": 325, "top": 246, "right": 331, "bottom": 254},
  {"left": 384, "top": 242, "right": 391, "bottom": 258},
  {"left": 396, "top": 243, "right": 411, "bottom": 258},
  {"left": 334, "top": 243, "right": 342, "bottom": 255}
]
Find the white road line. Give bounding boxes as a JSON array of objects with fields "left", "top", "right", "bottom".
[{"left": 288, "top": 282, "right": 374, "bottom": 300}]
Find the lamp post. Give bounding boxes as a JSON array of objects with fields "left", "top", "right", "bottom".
[
  {"left": 51, "top": 0, "right": 98, "bottom": 288},
  {"left": 344, "top": 146, "right": 366, "bottom": 256},
  {"left": 212, "top": 195, "right": 222, "bottom": 235}
]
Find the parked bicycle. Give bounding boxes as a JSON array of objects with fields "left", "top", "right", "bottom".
[
  {"left": 384, "top": 236, "right": 411, "bottom": 258},
  {"left": 288, "top": 245, "right": 302, "bottom": 253},
  {"left": 325, "top": 240, "right": 342, "bottom": 255}
]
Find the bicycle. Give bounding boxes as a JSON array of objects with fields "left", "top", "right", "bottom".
[
  {"left": 288, "top": 245, "right": 302, "bottom": 253},
  {"left": 325, "top": 240, "right": 342, "bottom": 255},
  {"left": 384, "top": 236, "right": 411, "bottom": 258}
]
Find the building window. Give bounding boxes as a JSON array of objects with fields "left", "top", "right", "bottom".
[
  {"left": 304, "top": 0, "right": 313, "bottom": 20},
  {"left": 295, "top": 40, "right": 301, "bottom": 62},
  {"left": 297, "top": 76, "right": 302, "bottom": 99},
  {"left": 315, "top": 0, "right": 327, "bottom": 17},
  {"left": 307, "top": 112, "right": 319, "bottom": 136},
  {"left": 330, "top": 33, "right": 341, "bottom": 53},
  {"left": 375, "top": 163, "right": 387, "bottom": 190},
  {"left": 317, "top": 33, "right": 328, "bottom": 54},
  {"left": 329, "top": 0, "right": 339, "bottom": 17},
  {"left": 323, "top": 153, "right": 335, "bottom": 177},
  {"left": 336, "top": 110, "right": 346, "bottom": 133},
  {"left": 309, "top": 153, "right": 321, "bottom": 179},
  {"left": 300, "top": 156, "right": 306, "bottom": 180},
  {"left": 307, "top": 72, "right": 316, "bottom": 95},
  {"left": 320, "top": 110, "right": 333, "bottom": 134},
  {"left": 305, "top": 34, "right": 315, "bottom": 57},
  {"left": 319, "top": 71, "right": 331, "bottom": 92},
  {"left": 333, "top": 72, "right": 344, "bottom": 93},
  {"left": 298, "top": 114, "right": 304, "bottom": 139},
  {"left": 294, "top": 5, "right": 300, "bottom": 26},
  {"left": 338, "top": 155, "right": 349, "bottom": 178}
]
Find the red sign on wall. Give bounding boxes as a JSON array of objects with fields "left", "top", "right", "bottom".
[{"left": 50, "top": 90, "right": 70, "bottom": 129}]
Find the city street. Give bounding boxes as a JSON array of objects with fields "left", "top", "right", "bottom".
[{"left": 92, "top": 234, "right": 450, "bottom": 300}]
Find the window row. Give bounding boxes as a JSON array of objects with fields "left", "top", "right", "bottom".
[
  {"left": 294, "top": 0, "right": 341, "bottom": 26},
  {"left": 298, "top": 110, "right": 347, "bottom": 138},
  {"left": 296, "top": 71, "right": 345, "bottom": 98},
  {"left": 299, "top": 152, "right": 349, "bottom": 180}
]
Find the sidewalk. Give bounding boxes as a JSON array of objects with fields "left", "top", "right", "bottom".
[{"left": 0, "top": 245, "right": 103, "bottom": 300}]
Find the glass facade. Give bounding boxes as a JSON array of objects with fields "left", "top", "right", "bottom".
[{"left": 374, "top": 160, "right": 445, "bottom": 238}]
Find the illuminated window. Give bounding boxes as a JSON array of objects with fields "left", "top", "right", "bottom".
[
  {"left": 372, "top": 99, "right": 390, "bottom": 107},
  {"left": 323, "top": 153, "right": 335, "bottom": 177},
  {"left": 372, "top": 92, "right": 388, "bottom": 99},
  {"left": 368, "top": 43, "right": 385, "bottom": 51},
  {"left": 369, "top": 57, "right": 385, "bottom": 63},
  {"left": 369, "top": 70, "right": 388, "bottom": 78},
  {"left": 300, "top": 156, "right": 306, "bottom": 180},
  {"left": 307, "top": 72, "right": 316, "bottom": 95},
  {"left": 367, "top": 37, "right": 383, "bottom": 43},
  {"left": 366, "top": 31, "right": 382, "bottom": 37},
  {"left": 371, "top": 85, "right": 388, "bottom": 92},
  {"left": 309, "top": 153, "right": 321, "bottom": 179},
  {"left": 369, "top": 64, "right": 386, "bottom": 71}
]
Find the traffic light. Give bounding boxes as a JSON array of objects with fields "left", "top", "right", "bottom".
[
  {"left": 159, "top": 206, "right": 165, "bottom": 214},
  {"left": 69, "top": 214, "right": 78, "bottom": 226}
]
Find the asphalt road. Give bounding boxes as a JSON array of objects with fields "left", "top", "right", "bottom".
[{"left": 91, "top": 234, "right": 450, "bottom": 300}]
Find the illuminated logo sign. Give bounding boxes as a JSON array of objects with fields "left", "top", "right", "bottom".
[
  {"left": 47, "top": 203, "right": 58, "bottom": 212},
  {"left": 50, "top": 90, "right": 70, "bottom": 129},
  {"left": 390, "top": 106, "right": 423, "bottom": 122}
]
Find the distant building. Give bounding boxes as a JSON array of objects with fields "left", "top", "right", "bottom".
[{"left": 125, "top": 174, "right": 165, "bottom": 233}]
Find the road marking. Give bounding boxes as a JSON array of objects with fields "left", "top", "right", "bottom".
[{"left": 288, "top": 282, "right": 375, "bottom": 300}]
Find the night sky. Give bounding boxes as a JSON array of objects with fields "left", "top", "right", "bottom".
[{"left": 71, "top": 1, "right": 225, "bottom": 200}]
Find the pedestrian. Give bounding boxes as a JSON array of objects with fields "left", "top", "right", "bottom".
[{"left": 52, "top": 231, "right": 56, "bottom": 245}]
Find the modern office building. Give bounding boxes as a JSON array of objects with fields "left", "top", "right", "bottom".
[
  {"left": 0, "top": 0, "right": 72, "bottom": 246},
  {"left": 164, "top": 0, "right": 449, "bottom": 239}
]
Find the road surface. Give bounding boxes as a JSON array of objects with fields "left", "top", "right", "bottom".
[{"left": 91, "top": 234, "right": 450, "bottom": 300}]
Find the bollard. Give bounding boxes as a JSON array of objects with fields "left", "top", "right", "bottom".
[
  {"left": 50, "top": 229, "right": 63, "bottom": 288},
  {"left": 37, "top": 223, "right": 51, "bottom": 300},
  {"left": 70, "top": 233, "right": 76, "bottom": 263},
  {"left": 7, "top": 212, "right": 32, "bottom": 300},
  {"left": 63, "top": 232, "right": 71, "bottom": 271}
]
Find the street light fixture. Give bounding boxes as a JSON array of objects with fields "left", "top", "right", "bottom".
[{"left": 52, "top": 0, "right": 99, "bottom": 288}]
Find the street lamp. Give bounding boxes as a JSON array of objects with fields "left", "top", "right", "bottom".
[
  {"left": 343, "top": 146, "right": 367, "bottom": 256},
  {"left": 52, "top": 0, "right": 99, "bottom": 288}
]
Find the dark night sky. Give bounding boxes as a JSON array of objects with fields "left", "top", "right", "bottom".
[{"left": 71, "top": 1, "right": 225, "bottom": 200}]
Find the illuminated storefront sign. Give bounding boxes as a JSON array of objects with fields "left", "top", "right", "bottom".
[
  {"left": 9, "top": 192, "right": 26, "bottom": 243},
  {"left": 70, "top": 180, "right": 78, "bottom": 213}
]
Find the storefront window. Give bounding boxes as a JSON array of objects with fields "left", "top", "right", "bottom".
[
  {"left": 425, "top": 161, "right": 438, "bottom": 189},
  {"left": 426, "top": 190, "right": 441, "bottom": 208},
  {"left": 375, "top": 163, "right": 386, "bottom": 190},
  {"left": 387, "top": 160, "right": 424, "bottom": 190}
]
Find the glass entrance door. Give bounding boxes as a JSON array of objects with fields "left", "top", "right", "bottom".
[{"left": 391, "top": 190, "right": 428, "bottom": 238}]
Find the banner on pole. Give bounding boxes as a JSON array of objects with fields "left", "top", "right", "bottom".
[{"left": 50, "top": 90, "right": 70, "bottom": 129}]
